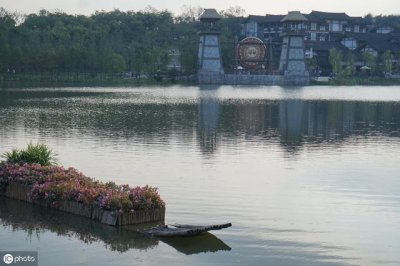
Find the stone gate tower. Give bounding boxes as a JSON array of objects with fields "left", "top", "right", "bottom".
[
  {"left": 198, "top": 9, "right": 224, "bottom": 84},
  {"left": 279, "top": 11, "right": 310, "bottom": 86}
]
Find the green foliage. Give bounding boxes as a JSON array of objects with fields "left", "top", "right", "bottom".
[
  {"left": 343, "top": 53, "right": 356, "bottom": 77},
  {"left": 103, "top": 52, "right": 126, "bottom": 73},
  {"left": 1, "top": 7, "right": 400, "bottom": 77},
  {"left": 0, "top": 8, "right": 177, "bottom": 74},
  {"left": 2, "top": 143, "right": 58, "bottom": 166},
  {"left": 382, "top": 50, "right": 393, "bottom": 74},
  {"left": 373, "top": 14, "right": 400, "bottom": 28},
  {"left": 362, "top": 52, "right": 378, "bottom": 73},
  {"left": 329, "top": 48, "right": 343, "bottom": 77}
]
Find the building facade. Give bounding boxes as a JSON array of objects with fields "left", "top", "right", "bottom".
[{"left": 242, "top": 10, "right": 400, "bottom": 74}]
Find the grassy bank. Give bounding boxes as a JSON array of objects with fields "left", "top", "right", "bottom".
[
  {"left": 311, "top": 77, "right": 400, "bottom": 86},
  {"left": 0, "top": 72, "right": 196, "bottom": 88}
]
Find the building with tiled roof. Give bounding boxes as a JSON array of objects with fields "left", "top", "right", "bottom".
[{"left": 241, "top": 10, "right": 399, "bottom": 74}]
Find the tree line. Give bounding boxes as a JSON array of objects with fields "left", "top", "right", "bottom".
[
  {"left": 0, "top": 7, "right": 198, "bottom": 75},
  {"left": 0, "top": 7, "right": 399, "bottom": 76},
  {"left": 0, "top": 6, "right": 247, "bottom": 76}
]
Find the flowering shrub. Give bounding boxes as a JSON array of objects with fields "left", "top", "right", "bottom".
[{"left": 0, "top": 163, "right": 165, "bottom": 213}]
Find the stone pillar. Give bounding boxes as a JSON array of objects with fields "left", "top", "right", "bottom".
[
  {"left": 197, "top": 9, "right": 224, "bottom": 84},
  {"left": 279, "top": 11, "right": 310, "bottom": 86}
]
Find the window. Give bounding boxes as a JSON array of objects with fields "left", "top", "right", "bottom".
[
  {"left": 246, "top": 21, "right": 258, "bottom": 37},
  {"left": 377, "top": 26, "right": 394, "bottom": 34},
  {"left": 330, "top": 21, "right": 341, "bottom": 32},
  {"left": 319, "top": 35, "right": 326, "bottom": 41},
  {"left": 310, "top": 32, "right": 317, "bottom": 41},
  {"left": 354, "top": 25, "right": 360, "bottom": 32},
  {"left": 362, "top": 47, "right": 378, "bottom": 56},
  {"left": 341, "top": 38, "right": 357, "bottom": 50},
  {"left": 311, "top": 23, "right": 317, "bottom": 31},
  {"left": 320, "top": 25, "right": 326, "bottom": 31},
  {"left": 345, "top": 27, "right": 351, "bottom": 32}
]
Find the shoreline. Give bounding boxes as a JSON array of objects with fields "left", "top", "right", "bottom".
[{"left": 1, "top": 74, "right": 400, "bottom": 88}]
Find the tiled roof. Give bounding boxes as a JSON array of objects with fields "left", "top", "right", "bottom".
[
  {"left": 310, "top": 11, "right": 351, "bottom": 21},
  {"left": 281, "top": 11, "right": 308, "bottom": 22},
  {"left": 264, "top": 14, "right": 286, "bottom": 23},
  {"left": 343, "top": 32, "right": 400, "bottom": 52},
  {"left": 304, "top": 14, "right": 324, "bottom": 22},
  {"left": 199, "top": 9, "right": 222, "bottom": 20},
  {"left": 349, "top": 16, "right": 369, "bottom": 25},
  {"left": 245, "top": 15, "right": 285, "bottom": 23}
]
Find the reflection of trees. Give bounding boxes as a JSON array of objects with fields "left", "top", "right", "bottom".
[
  {"left": 2, "top": 89, "right": 400, "bottom": 152},
  {"left": 0, "top": 197, "right": 232, "bottom": 255},
  {"left": 0, "top": 197, "right": 158, "bottom": 253},
  {"left": 232, "top": 100, "right": 400, "bottom": 150}
]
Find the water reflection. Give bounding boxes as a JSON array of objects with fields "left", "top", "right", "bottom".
[
  {"left": 0, "top": 197, "right": 231, "bottom": 255},
  {"left": 160, "top": 234, "right": 231, "bottom": 255},
  {"left": 1, "top": 89, "right": 400, "bottom": 155},
  {"left": 1, "top": 87, "right": 400, "bottom": 265},
  {"left": 198, "top": 88, "right": 220, "bottom": 155},
  {"left": 0, "top": 197, "right": 158, "bottom": 253}
]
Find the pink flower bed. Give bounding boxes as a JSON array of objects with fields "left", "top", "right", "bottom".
[{"left": 0, "top": 163, "right": 165, "bottom": 213}]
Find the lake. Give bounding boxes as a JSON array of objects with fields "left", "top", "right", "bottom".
[{"left": 1, "top": 85, "right": 400, "bottom": 266}]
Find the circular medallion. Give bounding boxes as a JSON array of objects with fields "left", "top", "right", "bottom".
[{"left": 237, "top": 37, "right": 267, "bottom": 69}]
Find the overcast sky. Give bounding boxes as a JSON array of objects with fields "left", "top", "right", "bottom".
[{"left": 1, "top": 0, "right": 399, "bottom": 17}]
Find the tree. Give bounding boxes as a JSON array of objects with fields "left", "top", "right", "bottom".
[
  {"left": 176, "top": 5, "right": 204, "bottom": 22},
  {"left": 220, "top": 6, "right": 247, "bottom": 18},
  {"left": 362, "top": 51, "right": 377, "bottom": 74},
  {"left": 329, "top": 48, "right": 343, "bottom": 77},
  {"left": 344, "top": 53, "right": 356, "bottom": 77},
  {"left": 382, "top": 50, "right": 393, "bottom": 74},
  {"left": 103, "top": 52, "right": 126, "bottom": 73}
]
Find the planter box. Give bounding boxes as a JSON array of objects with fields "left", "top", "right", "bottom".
[
  {"left": 3, "top": 183, "right": 32, "bottom": 202},
  {"left": 58, "top": 200, "right": 92, "bottom": 219},
  {"left": 0, "top": 182, "right": 165, "bottom": 226},
  {"left": 117, "top": 208, "right": 166, "bottom": 226}
]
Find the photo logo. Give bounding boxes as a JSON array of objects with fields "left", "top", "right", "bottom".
[{"left": 3, "top": 254, "right": 13, "bottom": 264}]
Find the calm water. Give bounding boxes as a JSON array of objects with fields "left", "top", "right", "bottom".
[{"left": 1, "top": 85, "right": 400, "bottom": 266}]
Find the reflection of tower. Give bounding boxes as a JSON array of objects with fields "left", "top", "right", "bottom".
[
  {"left": 198, "top": 9, "right": 224, "bottom": 84},
  {"left": 235, "top": 104, "right": 266, "bottom": 137},
  {"left": 279, "top": 11, "right": 309, "bottom": 86},
  {"left": 279, "top": 100, "right": 305, "bottom": 147},
  {"left": 198, "top": 88, "right": 220, "bottom": 154}
]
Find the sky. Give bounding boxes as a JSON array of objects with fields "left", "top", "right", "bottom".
[{"left": 0, "top": 0, "right": 399, "bottom": 17}]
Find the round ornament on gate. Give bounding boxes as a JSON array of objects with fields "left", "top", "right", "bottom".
[{"left": 237, "top": 37, "right": 267, "bottom": 69}]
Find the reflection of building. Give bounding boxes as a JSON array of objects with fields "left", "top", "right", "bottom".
[
  {"left": 279, "top": 100, "right": 305, "bottom": 146},
  {"left": 234, "top": 104, "right": 266, "bottom": 136},
  {"left": 197, "top": 89, "right": 220, "bottom": 154}
]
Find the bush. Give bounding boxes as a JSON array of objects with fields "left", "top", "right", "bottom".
[
  {"left": 0, "top": 163, "right": 165, "bottom": 212},
  {"left": 2, "top": 143, "right": 58, "bottom": 166}
]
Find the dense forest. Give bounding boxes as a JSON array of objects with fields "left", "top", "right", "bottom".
[
  {"left": 0, "top": 6, "right": 399, "bottom": 77},
  {"left": 0, "top": 6, "right": 244, "bottom": 76}
]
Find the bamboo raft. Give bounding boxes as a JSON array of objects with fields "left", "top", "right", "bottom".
[{"left": 141, "top": 223, "right": 232, "bottom": 237}]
